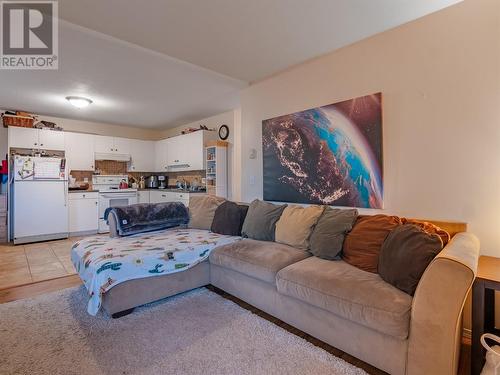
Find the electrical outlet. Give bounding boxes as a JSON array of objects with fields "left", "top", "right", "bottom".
[{"left": 249, "top": 175, "right": 255, "bottom": 185}]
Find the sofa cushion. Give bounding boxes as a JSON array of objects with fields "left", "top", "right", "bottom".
[
  {"left": 379, "top": 224, "right": 443, "bottom": 296},
  {"left": 188, "top": 195, "right": 225, "bottom": 230},
  {"left": 276, "top": 257, "right": 412, "bottom": 339},
  {"left": 209, "top": 239, "right": 310, "bottom": 284},
  {"left": 402, "top": 218, "right": 450, "bottom": 247},
  {"left": 309, "top": 208, "right": 359, "bottom": 260},
  {"left": 342, "top": 214, "right": 403, "bottom": 273},
  {"left": 211, "top": 201, "right": 247, "bottom": 236},
  {"left": 241, "top": 200, "right": 287, "bottom": 241},
  {"left": 275, "top": 205, "right": 325, "bottom": 250}
]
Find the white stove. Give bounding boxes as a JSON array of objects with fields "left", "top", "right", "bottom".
[{"left": 92, "top": 175, "right": 138, "bottom": 233}]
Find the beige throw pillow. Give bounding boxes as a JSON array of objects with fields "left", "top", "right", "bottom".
[
  {"left": 188, "top": 195, "right": 226, "bottom": 230},
  {"left": 275, "top": 205, "right": 325, "bottom": 250}
]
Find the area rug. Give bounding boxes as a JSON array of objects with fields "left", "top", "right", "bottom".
[{"left": 0, "top": 287, "right": 368, "bottom": 375}]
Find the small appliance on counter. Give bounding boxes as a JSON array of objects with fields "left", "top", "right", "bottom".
[
  {"left": 147, "top": 175, "right": 158, "bottom": 189},
  {"left": 158, "top": 175, "right": 168, "bottom": 189}
]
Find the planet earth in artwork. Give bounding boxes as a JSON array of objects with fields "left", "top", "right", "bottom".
[{"left": 262, "top": 93, "right": 383, "bottom": 209}]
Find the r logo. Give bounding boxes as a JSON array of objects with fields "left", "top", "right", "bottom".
[{"left": 0, "top": 1, "right": 58, "bottom": 69}]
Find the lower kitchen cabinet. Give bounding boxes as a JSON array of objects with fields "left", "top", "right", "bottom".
[
  {"left": 69, "top": 192, "right": 99, "bottom": 236},
  {"left": 137, "top": 190, "right": 150, "bottom": 204},
  {"left": 150, "top": 191, "right": 190, "bottom": 206}
]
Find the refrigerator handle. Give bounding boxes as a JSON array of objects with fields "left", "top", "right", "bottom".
[{"left": 64, "top": 180, "right": 68, "bottom": 207}]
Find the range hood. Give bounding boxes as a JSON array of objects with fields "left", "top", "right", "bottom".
[{"left": 94, "top": 152, "right": 131, "bottom": 162}]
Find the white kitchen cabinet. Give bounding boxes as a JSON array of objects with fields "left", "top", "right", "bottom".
[
  {"left": 39, "top": 129, "right": 65, "bottom": 150},
  {"left": 8, "top": 127, "right": 39, "bottom": 149},
  {"left": 69, "top": 192, "right": 99, "bottom": 235},
  {"left": 94, "top": 136, "right": 130, "bottom": 156},
  {"left": 114, "top": 137, "right": 130, "bottom": 154},
  {"left": 137, "top": 190, "right": 150, "bottom": 204},
  {"left": 65, "top": 132, "right": 95, "bottom": 171},
  {"left": 128, "top": 140, "right": 155, "bottom": 172},
  {"left": 94, "top": 135, "right": 115, "bottom": 153},
  {"left": 154, "top": 139, "right": 169, "bottom": 172},
  {"left": 8, "top": 127, "right": 65, "bottom": 151},
  {"left": 150, "top": 191, "right": 191, "bottom": 206},
  {"left": 163, "top": 130, "right": 216, "bottom": 172}
]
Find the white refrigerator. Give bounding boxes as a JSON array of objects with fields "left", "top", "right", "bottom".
[{"left": 10, "top": 155, "right": 69, "bottom": 244}]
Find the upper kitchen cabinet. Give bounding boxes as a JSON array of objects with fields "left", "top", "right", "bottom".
[
  {"left": 155, "top": 138, "right": 169, "bottom": 172},
  {"left": 8, "top": 127, "right": 65, "bottom": 151},
  {"left": 128, "top": 139, "right": 155, "bottom": 172},
  {"left": 94, "top": 135, "right": 131, "bottom": 161},
  {"left": 65, "top": 132, "right": 95, "bottom": 171},
  {"left": 39, "top": 129, "right": 65, "bottom": 150},
  {"left": 164, "top": 130, "right": 216, "bottom": 172}
]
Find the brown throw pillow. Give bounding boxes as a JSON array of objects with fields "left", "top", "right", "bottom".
[
  {"left": 401, "top": 218, "right": 450, "bottom": 246},
  {"left": 211, "top": 201, "right": 248, "bottom": 236},
  {"left": 378, "top": 224, "right": 443, "bottom": 295},
  {"left": 275, "top": 205, "right": 325, "bottom": 250},
  {"left": 309, "top": 208, "right": 358, "bottom": 260},
  {"left": 188, "top": 195, "right": 225, "bottom": 230},
  {"left": 342, "top": 214, "right": 403, "bottom": 273}
]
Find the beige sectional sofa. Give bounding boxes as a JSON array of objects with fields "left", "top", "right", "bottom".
[{"left": 104, "top": 214, "right": 479, "bottom": 375}]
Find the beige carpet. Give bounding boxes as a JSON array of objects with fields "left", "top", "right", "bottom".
[{"left": 0, "top": 286, "right": 368, "bottom": 375}]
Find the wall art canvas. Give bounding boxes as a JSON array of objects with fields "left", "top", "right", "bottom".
[{"left": 262, "top": 93, "right": 383, "bottom": 208}]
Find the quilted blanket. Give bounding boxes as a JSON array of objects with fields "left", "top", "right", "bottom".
[
  {"left": 71, "top": 229, "right": 240, "bottom": 315},
  {"left": 104, "top": 202, "right": 189, "bottom": 236}
]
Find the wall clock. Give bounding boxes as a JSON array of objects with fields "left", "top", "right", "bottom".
[{"left": 218, "top": 124, "right": 229, "bottom": 140}]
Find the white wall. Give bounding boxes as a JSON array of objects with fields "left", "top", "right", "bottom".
[
  {"left": 160, "top": 110, "right": 241, "bottom": 200},
  {"left": 239, "top": 0, "right": 500, "bottom": 256}
]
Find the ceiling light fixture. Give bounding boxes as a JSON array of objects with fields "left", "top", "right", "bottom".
[{"left": 66, "top": 96, "right": 93, "bottom": 109}]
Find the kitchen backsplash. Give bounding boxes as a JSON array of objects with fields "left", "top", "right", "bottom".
[{"left": 70, "top": 161, "right": 204, "bottom": 188}]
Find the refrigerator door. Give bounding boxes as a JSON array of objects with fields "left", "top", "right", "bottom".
[{"left": 13, "top": 180, "right": 69, "bottom": 244}]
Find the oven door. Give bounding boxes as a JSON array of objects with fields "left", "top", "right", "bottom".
[{"left": 98, "top": 192, "right": 138, "bottom": 233}]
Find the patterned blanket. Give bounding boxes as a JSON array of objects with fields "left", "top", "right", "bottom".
[{"left": 71, "top": 229, "right": 241, "bottom": 315}]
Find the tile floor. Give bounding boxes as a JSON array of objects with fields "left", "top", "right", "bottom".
[{"left": 0, "top": 237, "right": 83, "bottom": 290}]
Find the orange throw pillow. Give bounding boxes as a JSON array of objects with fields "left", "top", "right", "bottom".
[
  {"left": 401, "top": 218, "right": 450, "bottom": 246},
  {"left": 342, "top": 215, "right": 403, "bottom": 273}
]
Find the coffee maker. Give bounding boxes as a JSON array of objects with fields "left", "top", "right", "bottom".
[
  {"left": 158, "top": 175, "right": 168, "bottom": 189},
  {"left": 147, "top": 175, "right": 158, "bottom": 189}
]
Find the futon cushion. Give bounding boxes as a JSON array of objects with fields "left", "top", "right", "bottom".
[
  {"left": 209, "top": 239, "right": 310, "bottom": 284},
  {"left": 309, "top": 208, "right": 359, "bottom": 260},
  {"left": 378, "top": 224, "right": 443, "bottom": 295},
  {"left": 342, "top": 215, "right": 403, "bottom": 273},
  {"left": 241, "top": 200, "right": 286, "bottom": 241},
  {"left": 275, "top": 205, "right": 325, "bottom": 250},
  {"left": 211, "top": 201, "right": 245, "bottom": 236},
  {"left": 276, "top": 257, "right": 412, "bottom": 339},
  {"left": 188, "top": 195, "right": 225, "bottom": 230}
]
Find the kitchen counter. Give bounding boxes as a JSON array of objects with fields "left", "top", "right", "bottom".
[
  {"left": 69, "top": 189, "right": 99, "bottom": 193},
  {"left": 138, "top": 188, "right": 207, "bottom": 194}
]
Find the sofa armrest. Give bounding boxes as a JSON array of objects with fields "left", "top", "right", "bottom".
[
  {"left": 407, "top": 232, "right": 479, "bottom": 375},
  {"left": 107, "top": 213, "right": 119, "bottom": 238}
]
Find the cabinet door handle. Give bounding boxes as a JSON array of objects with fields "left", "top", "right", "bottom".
[
  {"left": 40, "top": 144, "right": 44, "bottom": 146},
  {"left": 34, "top": 143, "right": 38, "bottom": 145}
]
